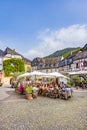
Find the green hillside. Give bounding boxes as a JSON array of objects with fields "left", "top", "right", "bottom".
[{"left": 45, "top": 47, "right": 80, "bottom": 58}]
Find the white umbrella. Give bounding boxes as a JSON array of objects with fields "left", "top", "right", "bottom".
[
  {"left": 28, "top": 71, "right": 47, "bottom": 81},
  {"left": 17, "top": 71, "right": 47, "bottom": 80},
  {"left": 28, "top": 71, "right": 47, "bottom": 76},
  {"left": 38, "top": 75, "right": 55, "bottom": 78},
  {"left": 69, "top": 70, "right": 87, "bottom": 75},
  {"left": 47, "top": 72, "right": 69, "bottom": 79},
  {"left": 17, "top": 72, "right": 29, "bottom": 79}
]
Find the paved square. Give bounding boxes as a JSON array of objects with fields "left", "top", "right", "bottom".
[{"left": 0, "top": 87, "right": 87, "bottom": 130}]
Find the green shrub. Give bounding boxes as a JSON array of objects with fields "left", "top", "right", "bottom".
[
  {"left": 72, "top": 76, "right": 81, "bottom": 86},
  {"left": 82, "top": 80, "right": 86, "bottom": 84},
  {"left": 67, "top": 80, "right": 73, "bottom": 87},
  {"left": 3, "top": 58, "right": 25, "bottom": 76}
]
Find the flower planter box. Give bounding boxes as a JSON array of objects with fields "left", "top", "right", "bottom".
[{"left": 15, "top": 88, "right": 19, "bottom": 93}]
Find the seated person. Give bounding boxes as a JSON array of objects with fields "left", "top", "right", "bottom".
[
  {"left": 18, "top": 83, "right": 24, "bottom": 94},
  {"left": 32, "top": 84, "right": 39, "bottom": 98}
]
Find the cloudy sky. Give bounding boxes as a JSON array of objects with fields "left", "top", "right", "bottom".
[{"left": 0, "top": 0, "right": 87, "bottom": 60}]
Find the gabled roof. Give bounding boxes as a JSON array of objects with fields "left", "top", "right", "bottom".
[
  {"left": 0, "top": 49, "right": 4, "bottom": 56},
  {"left": 44, "top": 57, "right": 62, "bottom": 64},
  {"left": 32, "top": 57, "right": 45, "bottom": 63},
  {"left": 0, "top": 47, "right": 31, "bottom": 64},
  {"left": 66, "top": 50, "right": 80, "bottom": 59},
  {"left": 4, "top": 47, "right": 22, "bottom": 56},
  {"left": 82, "top": 43, "right": 87, "bottom": 51},
  {"left": 74, "top": 50, "right": 87, "bottom": 60}
]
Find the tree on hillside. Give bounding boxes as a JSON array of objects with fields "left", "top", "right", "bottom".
[{"left": 3, "top": 58, "right": 25, "bottom": 76}]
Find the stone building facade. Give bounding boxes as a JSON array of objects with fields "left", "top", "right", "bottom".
[
  {"left": 31, "top": 57, "right": 62, "bottom": 73},
  {"left": 31, "top": 44, "right": 87, "bottom": 75}
]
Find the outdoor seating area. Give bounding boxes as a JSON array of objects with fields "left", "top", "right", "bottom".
[
  {"left": 10, "top": 71, "right": 73, "bottom": 100},
  {"left": 14, "top": 79, "right": 73, "bottom": 100},
  {"left": 10, "top": 70, "right": 87, "bottom": 101}
]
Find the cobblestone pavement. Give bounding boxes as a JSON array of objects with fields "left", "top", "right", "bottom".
[{"left": 0, "top": 86, "right": 87, "bottom": 130}]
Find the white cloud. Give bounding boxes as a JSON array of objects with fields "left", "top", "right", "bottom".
[
  {"left": 24, "top": 49, "right": 44, "bottom": 60},
  {"left": 24, "top": 24, "right": 87, "bottom": 60}
]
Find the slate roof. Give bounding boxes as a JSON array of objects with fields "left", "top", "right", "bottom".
[
  {"left": 4, "top": 47, "right": 22, "bottom": 56},
  {"left": 0, "top": 47, "right": 31, "bottom": 64},
  {"left": 74, "top": 50, "right": 87, "bottom": 60},
  {"left": 0, "top": 49, "right": 4, "bottom": 56},
  {"left": 74, "top": 43, "right": 87, "bottom": 60},
  {"left": 66, "top": 50, "right": 80, "bottom": 59},
  {"left": 82, "top": 43, "right": 87, "bottom": 51},
  {"left": 44, "top": 57, "right": 61, "bottom": 64},
  {"left": 31, "top": 57, "right": 45, "bottom": 66}
]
